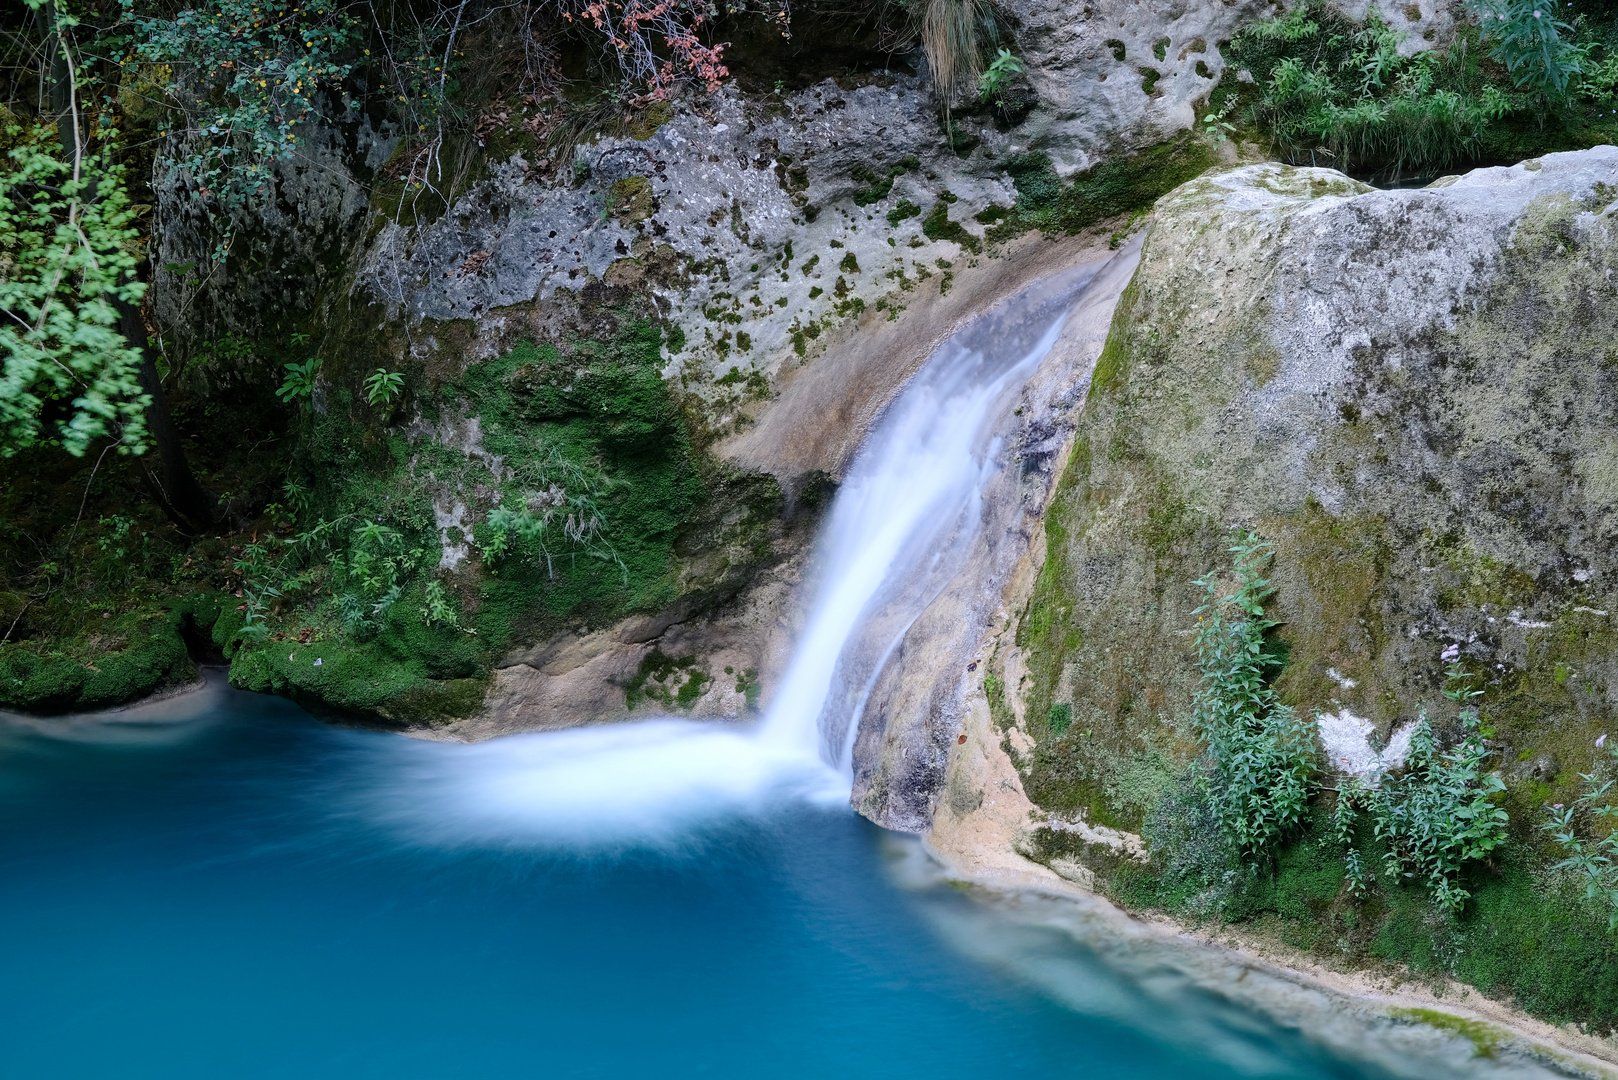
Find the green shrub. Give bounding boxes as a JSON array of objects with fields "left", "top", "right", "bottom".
[
  {"left": 1473, "top": 0, "right": 1584, "bottom": 94},
  {"left": 1334, "top": 675, "right": 1509, "bottom": 912},
  {"left": 1229, "top": 3, "right": 1510, "bottom": 174},
  {"left": 1225, "top": 0, "right": 1618, "bottom": 176},
  {"left": 1543, "top": 736, "right": 1618, "bottom": 929},
  {"left": 1191, "top": 530, "right": 1317, "bottom": 856}
]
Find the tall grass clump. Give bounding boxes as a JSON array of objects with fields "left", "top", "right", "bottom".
[
  {"left": 921, "top": 0, "right": 990, "bottom": 103},
  {"left": 1226, "top": 2, "right": 1509, "bottom": 176},
  {"left": 1191, "top": 530, "right": 1318, "bottom": 857}
]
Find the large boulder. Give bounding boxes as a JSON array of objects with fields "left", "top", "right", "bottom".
[{"left": 955, "top": 147, "right": 1618, "bottom": 836}]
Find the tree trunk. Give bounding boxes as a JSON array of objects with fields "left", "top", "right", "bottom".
[{"left": 117, "top": 298, "right": 221, "bottom": 535}]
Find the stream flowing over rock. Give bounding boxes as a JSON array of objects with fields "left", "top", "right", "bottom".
[
  {"left": 110, "top": 0, "right": 1617, "bottom": 842},
  {"left": 928, "top": 147, "right": 1618, "bottom": 850}
]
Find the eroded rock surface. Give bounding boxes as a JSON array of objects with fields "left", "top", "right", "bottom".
[{"left": 944, "top": 147, "right": 1618, "bottom": 846}]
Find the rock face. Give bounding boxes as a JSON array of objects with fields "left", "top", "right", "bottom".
[
  {"left": 153, "top": 0, "right": 1362, "bottom": 388},
  {"left": 948, "top": 147, "right": 1618, "bottom": 842},
  {"left": 150, "top": 113, "right": 399, "bottom": 345},
  {"left": 131, "top": 0, "right": 1484, "bottom": 753},
  {"left": 989, "top": 0, "right": 1451, "bottom": 174},
  {"left": 849, "top": 240, "right": 1142, "bottom": 830}
]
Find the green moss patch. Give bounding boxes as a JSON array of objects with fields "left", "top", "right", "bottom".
[
  {"left": 921, "top": 202, "right": 982, "bottom": 254},
  {"left": 1389, "top": 1010, "right": 1505, "bottom": 1059},
  {"left": 608, "top": 176, "right": 654, "bottom": 223},
  {"left": 992, "top": 132, "right": 1214, "bottom": 241},
  {"left": 624, "top": 649, "right": 710, "bottom": 709},
  {"left": 0, "top": 595, "right": 219, "bottom": 712}
]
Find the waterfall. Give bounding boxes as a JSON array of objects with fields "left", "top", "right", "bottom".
[
  {"left": 372, "top": 262, "right": 1104, "bottom": 845},
  {"left": 762, "top": 262, "right": 1099, "bottom": 772}
]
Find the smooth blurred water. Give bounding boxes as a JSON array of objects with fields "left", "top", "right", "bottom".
[{"left": 0, "top": 678, "right": 1567, "bottom": 1080}]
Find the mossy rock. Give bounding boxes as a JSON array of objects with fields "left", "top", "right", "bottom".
[
  {"left": 991, "top": 131, "right": 1216, "bottom": 241},
  {"left": 1003, "top": 148, "right": 1618, "bottom": 834},
  {"left": 626, "top": 101, "right": 674, "bottom": 141},
  {"left": 0, "top": 593, "right": 222, "bottom": 713},
  {"left": 608, "top": 176, "right": 654, "bottom": 224},
  {"left": 994, "top": 152, "right": 1618, "bottom": 1029},
  {"left": 216, "top": 302, "right": 789, "bottom": 729}
]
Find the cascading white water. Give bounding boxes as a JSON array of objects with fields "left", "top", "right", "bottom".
[
  {"left": 373, "top": 264, "right": 1102, "bottom": 844},
  {"left": 763, "top": 264, "right": 1098, "bottom": 773}
]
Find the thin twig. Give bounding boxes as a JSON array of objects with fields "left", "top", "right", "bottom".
[
  {"left": 66, "top": 439, "right": 116, "bottom": 549},
  {"left": 2, "top": 596, "right": 38, "bottom": 645}
]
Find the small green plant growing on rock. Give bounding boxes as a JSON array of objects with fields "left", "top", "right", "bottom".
[
  {"left": 1191, "top": 530, "right": 1318, "bottom": 856},
  {"left": 1543, "top": 734, "right": 1618, "bottom": 929},
  {"left": 364, "top": 368, "right": 405, "bottom": 406},
  {"left": 276, "top": 357, "right": 321, "bottom": 403},
  {"left": 978, "top": 48, "right": 1024, "bottom": 108},
  {"left": 1201, "top": 98, "right": 1237, "bottom": 143},
  {"left": 1334, "top": 777, "right": 1371, "bottom": 896},
  {"left": 474, "top": 450, "right": 621, "bottom": 579},
  {"left": 420, "top": 580, "right": 459, "bottom": 629},
  {"left": 887, "top": 199, "right": 922, "bottom": 226},
  {"left": 323, "top": 522, "right": 434, "bottom": 639}
]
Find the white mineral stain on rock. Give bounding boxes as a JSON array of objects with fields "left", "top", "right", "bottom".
[
  {"left": 434, "top": 499, "right": 469, "bottom": 570},
  {"left": 1318, "top": 709, "right": 1416, "bottom": 785}
]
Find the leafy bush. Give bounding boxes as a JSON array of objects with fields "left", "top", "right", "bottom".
[
  {"left": 0, "top": 117, "right": 150, "bottom": 457},
  {"left": 131, "top": 0, "right": 363, "bottom": 216},
  {"left": 1471, "top": 0, "right": 1584, "bottom": 94},
  {"left": 1333, "top": 672, "right": 1509, "bottom": 912},
  {"left": 1543, "top": 736, "right": 1618, "bottom": 929},
  {"left": 1226, "top": 0, "right": 1618, "bottom": 176},
  {"left": 1226, "top": 2, "right": 1510, "bottom": 175},
  {"left": 1191, "top": 530, "right": 1317, "bottom": 856}
]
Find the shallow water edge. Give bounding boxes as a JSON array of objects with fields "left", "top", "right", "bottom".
[{"left": 917, "top": 836, "right": 1618, "bottom": 1080}]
